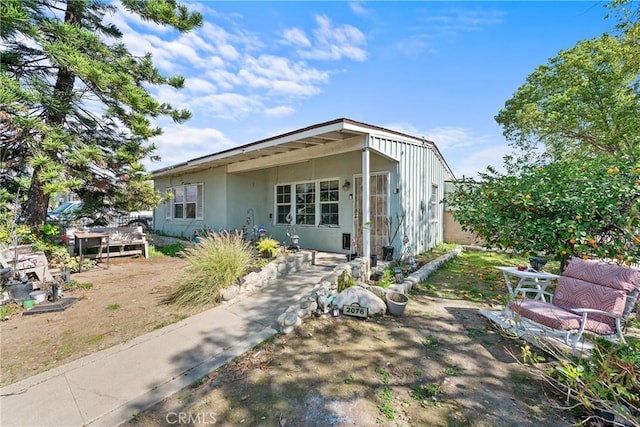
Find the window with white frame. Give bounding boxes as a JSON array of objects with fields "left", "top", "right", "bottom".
[
  {"left": 275, "top": 184, "right": 291, "bottom": 224},
  {"left": 166, "top": 183, "right": 203, "bottom": 220},
  {"left": 319, "top": 180, "right": 339, "bottom": 225},
  {"left": 429, "top": 184, "right": 438, "bottom": 220},
  {"left": 275, "top": 179, "right": 339, "bottom": 226},
  {"left": 295, "top": 182, "right": 316, "bottom": 225}
]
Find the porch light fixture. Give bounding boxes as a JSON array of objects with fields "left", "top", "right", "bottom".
[{"left": 342, "top": 180, "right": 351, "bottom": 191}]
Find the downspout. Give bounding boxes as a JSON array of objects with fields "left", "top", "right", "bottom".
[{"left": 362, "top": 135, "right": 371, "bottom": 261}]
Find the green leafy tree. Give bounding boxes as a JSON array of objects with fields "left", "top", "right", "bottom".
[
  {"left": 495, "top": 34, "right": 639, "bottom": 162},
  {"left": 446, "top": 1, "right": 639, "bottom": 268},
  {"left": 447, "top": 156, "right": 640, "bottom": 268},
  {"left": 0, "top": 0, "right": 202, "bottom": 227}
]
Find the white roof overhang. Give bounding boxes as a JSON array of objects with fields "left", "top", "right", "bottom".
[{"left": 151, "top": 118, "right": 454, "bottom": 179}]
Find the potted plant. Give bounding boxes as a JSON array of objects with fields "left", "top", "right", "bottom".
[
  {"left": 256, "top": 237, "right": 280, "bottom": 258},
  {"left": 383, "top": 212, "right": 405, "bottom": 261}
]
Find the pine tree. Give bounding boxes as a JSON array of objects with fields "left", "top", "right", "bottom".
[{"left": 0, "top": 0, "right": 202, "bottom": 227}]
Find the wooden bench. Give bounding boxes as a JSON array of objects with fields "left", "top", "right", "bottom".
[
  {"left": 73, "top": 226, "right": 149, "bottom": 259},
  {"left": 507, "top": 256, "right": 640, "bottom": 354}
]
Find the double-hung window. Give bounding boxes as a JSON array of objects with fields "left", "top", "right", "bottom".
[
  {"left": 166, "top": 183, "right": 204, "bottom": 220},
  {"left": 276, "top": 179, "right": 339, "bottom": 226},
  {"left": 429, "top": 184, "right": 438, "bottom": 221},
  {"left": 319, "top": 180, "right": 339, "bottom": 225},
  {"left": 275, "top": 185, "right": 292, "bottom": 224},
  {"left": 295, "top": 182, "right": 316, "bottom": 225}
]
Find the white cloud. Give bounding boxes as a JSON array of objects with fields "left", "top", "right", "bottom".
[
  {"left": 105, "top": 2, "right": 373, "bottom": 164},
  {"left": 238, "top": 55, "right": 329, "bottom": 96},
  {"left": 218, "top": 43, "right": 241, "bottom": 61},
  {"left": 384, "top": 122, "right": 480, "bottom": 150},
  {"left": 392, "top": 7, "right": 506, "bottom": 58},
  {"left": 395, "top": 36, "right": 437, "bottom": 57},
  {"left": 422, "top": 126, "right": 476, "bottom": 150},
  {"left": 185, "top": 77, "right": 218, "bottom": 94},
  {"left": 422, "top": 8, "right": 507, "bottom": 34},
  {"left": 264, "top": 106, "right": 296, "bottom": 117},
  {"left": 283, "top": 15, "right": 367, "bottom": 62},
  {"left": 149, "top": 85, "right": 190, "bottom": 110},
  {"left": 204, "top": 68, "right": 242, "bottom": 91},
  {"left": 193, "top": 93, "right": 262, "bottom": 119},
  {"left": 422, "top": 126, "right": 506, "bottom": 179},
  {"left": 109, "top": 4, "right": 359, "bottom": 124},
  {"left": 282, "top": 28, "right": 311, "bottom": 48},
  {"left": 448, "top": 143, "right": 509, "bottom": 180},
  {"left": 349, "top": 2, "right": 368, "bottom": 16},
  {"left": 146, "top": 125, "right": 235, "bottom": 171}
]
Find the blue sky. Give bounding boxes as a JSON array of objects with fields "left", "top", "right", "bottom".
[{"left": 109, "top": 1, "right": 615, "bottom": 179}]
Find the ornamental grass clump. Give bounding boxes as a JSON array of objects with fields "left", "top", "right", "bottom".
[{"left": 169, "top": 231, "right": 253, "bottom": 306}]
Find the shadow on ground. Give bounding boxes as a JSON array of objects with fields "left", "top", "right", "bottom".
[{"left": 122, "top": 288, "right": 574, "bottom": 427}]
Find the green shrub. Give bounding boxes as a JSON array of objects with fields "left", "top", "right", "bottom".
[
  {"left": 375, "top": 267, "right": 395, "bottom": 289},
  {"left": 543, "top": 337, "right": 639, "bottom": 425},
  {"left": 256, "top": 237, "right": 280, "bottom": 258},
  {"left": 338, "top": 270, "right": 355, "bottom": 293},
  {"left": 168, "top": 231, "right": 253, "bottom": 306}
]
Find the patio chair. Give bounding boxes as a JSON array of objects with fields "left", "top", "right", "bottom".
[{"left": 507, "top": 257, "right": 640, "bottom": 355}]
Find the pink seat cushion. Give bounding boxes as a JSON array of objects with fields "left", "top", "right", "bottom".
[
  {"left": 506, "top": 258, "right": 638, "bottom": 338},
  {"left": 508, "top": 299, "right": 617, "bottom": 336},
  {"left": 552, "top": 277, "right": 626, "bottom": 325},
  {"left": 563, "top": 257, "right": 640, "bottom": 293}
]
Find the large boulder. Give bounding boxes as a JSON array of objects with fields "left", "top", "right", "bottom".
[{"left": 333, "top": 286, "right": 386, "bottom": 316}]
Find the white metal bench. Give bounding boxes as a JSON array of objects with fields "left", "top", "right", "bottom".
[{"left": 506, "top": 257, "right": 640, "bottom": 354}]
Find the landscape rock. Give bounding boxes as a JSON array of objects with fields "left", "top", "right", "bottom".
[
  {"left": 364, "top": 285, "right": 386, "bottom": 300},
  {"left": 332, "top": 286, "right": 386, "bottom": 316},
  {"left": 221, "top": 286, "right": 238, "bottom": 301}
]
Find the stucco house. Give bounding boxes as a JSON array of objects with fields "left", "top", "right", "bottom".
[{"left": 151, "top": 118, "right": 456, "bottom": 261}]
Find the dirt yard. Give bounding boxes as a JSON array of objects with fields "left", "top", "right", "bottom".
[
  {"left": 0, "top": 256, "right": 209, "bottom": 386},
  {"left": 122, "top": 290, "right": 572, "bottom": 427},
  {"left": 1, "top": 253, "right": 574, "bottom": 426}
]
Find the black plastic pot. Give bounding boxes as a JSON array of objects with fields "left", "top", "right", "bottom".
[
  {"left": 370, "top": 254, "right": 377, "bottom": 268},
  {"left": 382, "top": 246, "right": 394, "bottom": 261}
]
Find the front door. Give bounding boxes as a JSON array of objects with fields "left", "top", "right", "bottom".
[{"left": 354, "top": 173, "right": 389, "bottom": 257}]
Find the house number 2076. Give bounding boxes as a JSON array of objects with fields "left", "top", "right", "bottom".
[{"left": 342, "top": 304, "right": 368, "bottom": 318}]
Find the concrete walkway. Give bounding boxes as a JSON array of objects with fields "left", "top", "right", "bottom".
[{"left": 0, "top": 252, "right": 345, "bottom": 427}]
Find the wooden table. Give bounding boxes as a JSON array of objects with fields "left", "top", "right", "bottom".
[
  {"left": 75, "top": 232, "right": 110, "bottom": 272},
  {"left": 496, "top": 266, "right": 560, "bottom": 301}
]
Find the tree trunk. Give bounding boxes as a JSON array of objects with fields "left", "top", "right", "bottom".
[
  {"left": 23, "top": 2, "right": 81, "bottom": 227},
  {"left": 23, "top": 167, "right": 49, "bottom": 228}
]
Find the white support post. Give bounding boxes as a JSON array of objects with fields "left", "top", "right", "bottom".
[{"left": 362, "top": 136, "right": 371, "bottom": 261}]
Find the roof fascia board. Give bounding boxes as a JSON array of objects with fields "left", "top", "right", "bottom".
[
  {"left": 193, "top": 121, "right": 349, "bottom": 167},
  {"left": 228, "top": 136, "right": 363, "bottom": 173},
  {"left": 152, "top": 121, "right": 353, "bottom": 178}
]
